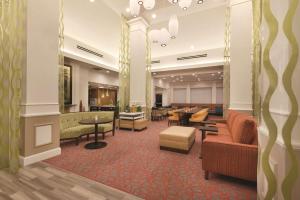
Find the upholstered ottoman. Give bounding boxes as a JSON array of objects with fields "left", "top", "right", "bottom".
[
  {"left": 119, "top": 119, "right": 148, "bottom": 131},
  {"left": 159, "top": 126, "right": 196, "bottom": 153},
  {"left": 134, "top": 119, "right": 148, "bottom": 130}
]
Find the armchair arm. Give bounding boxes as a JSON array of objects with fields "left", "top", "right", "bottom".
[
  {"left": 202, "top": 140, "right": 258, "bottom": 181},
  {"left": 201, "top": 120, "right": 217, "bottom": 125}
]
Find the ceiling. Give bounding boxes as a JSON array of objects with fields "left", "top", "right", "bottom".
[
  {"left": 64, "top": 0, "right": 227, "bottom": 72},
  {"left": 152, "top": 65, "right": 224, "bottom": 83}
]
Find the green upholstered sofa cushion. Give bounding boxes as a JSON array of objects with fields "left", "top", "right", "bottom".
[{"left": 60, "top": 111, "right": 114, "bottom": 139}]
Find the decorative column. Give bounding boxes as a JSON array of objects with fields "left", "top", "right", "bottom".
[
  {"left": 128, "top": 17, "right": 149, "bottom": 107},
  {"left": 19, "top": 0, "right": 61, "bottom": 166},
  {"left": 118, "top": 16, "right": 130, "bottom": 112},
  {"left": 229, "top": 0, "right": 253, "bottom": 113}
]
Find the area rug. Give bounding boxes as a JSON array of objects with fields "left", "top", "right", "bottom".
[{"left": 45, "top": 120, "right": 257, "bottom": 200}]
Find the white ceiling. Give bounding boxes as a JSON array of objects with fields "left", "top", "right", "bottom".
[
  {"left": 64, "top": 0, "right": 121, "bottom": 57},
  {"left": 64, "top": 0, "right": 227, "bottom": 71},
  {"left": 153, "top": 65, "right": 224, "bottom": 83}
]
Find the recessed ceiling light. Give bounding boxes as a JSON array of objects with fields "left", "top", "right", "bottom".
[
  {"left": 190, "top": 45, "right": 195, "bottom": 50},
  {"left": 197, "top": 0, "right": 204, "bottom": 4},
  {"left": 152, "top": 13, "right": 157, "bottom": 19},
  {"left": 172, "top": 0, "right": 178, "bottom": 3},
  {"left": 126, "top": 8, "right": 130, "bottom": 13},
  {"left": 161, "top": 44, "right": 167, "bottom": 47},
  {"left": 89, "top": 0, "right": 95, "bottom": 2},
  {"left": 138, "top": 0, "right": 143, "bottom": 5},
  {"left": 183, "top": 7, "right": 187, "bottom": 10}
]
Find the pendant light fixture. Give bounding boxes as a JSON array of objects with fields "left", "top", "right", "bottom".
[
  {"left": 159, "top": 28, "right": 171, "bottom": 47},
  {"left": 143, "top": 0, "right": 155, "bottom": 10},
  {"left": 168, "top": 0, "right": 179, "bottom": 3},
  {"left": 168, "top": 15, "right": 179, "bottom": 39},
  {"left": 130, "top": 0, "right": 140, "bottom": 17},
  {"left": 179, "top": 0, "right": 192, "bottom": 10}
]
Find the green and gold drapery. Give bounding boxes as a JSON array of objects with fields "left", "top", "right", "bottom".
[
  {"left": 58, "top": 0, "right": 64, "bottom": 113},
  {"left": 145, "top": 29, "right": 152, "bottom": 120},
  {"left": 223, "top": 6, "right": 231, "bottom": 117},
  {"left": 252, "top": 0, "right": 262, "bottom": 121},
  {"left": 118, "top": 16, "right": 130, "bottom": 112},
  {"left": 0, "top": 0, "right": 26, "bottom": 173}
]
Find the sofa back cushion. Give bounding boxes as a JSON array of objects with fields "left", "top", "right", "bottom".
[
  {"left": 226, "top": 110, "right": 240, "bottom": 131},
  {"left": 230, "top": 114, "right": 257, "bottom": 144},
  {"left": 191, "top": 108, "right": 208, "bottom": 119},
  {"left": 60, "top": 111, "right": 114, "bottom": 130}
]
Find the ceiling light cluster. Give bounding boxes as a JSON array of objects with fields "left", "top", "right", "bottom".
[
  {"left": 130, "top": 0, "right": 155, "bottom": 17},
  {"left": 149, "top": 14, "right": 178, "bottom": 47},
  {"left": 168, "top": 0, "right": 205, "bottom": 10}
]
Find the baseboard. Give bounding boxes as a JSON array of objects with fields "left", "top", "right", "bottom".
[{"left": 19, "top": 147, "right": 61, "bottom": 167}]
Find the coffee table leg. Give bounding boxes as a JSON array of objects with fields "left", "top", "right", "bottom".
[
  {"left": 85, "top": 124, "right": 107, "bottom": 149},
  {"left": 95, "top": 124, "right": 98, "bottom": 143}
]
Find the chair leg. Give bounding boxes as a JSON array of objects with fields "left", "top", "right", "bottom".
[
  {"left": 87, "top": 134, "right": 90, "bottom": 141},
  {"left": 205, "top": 171, "right": 209, "bottom": 180},
  {"left": 76, "top": 136, "right": 80, "bottom": 145},
  {"left": 102, "top": 133, "right": 105, "bottom": 140}
]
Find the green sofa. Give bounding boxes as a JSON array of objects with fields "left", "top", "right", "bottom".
[{"left": 60, "top": 111, "right": 115, "bottom": 145}]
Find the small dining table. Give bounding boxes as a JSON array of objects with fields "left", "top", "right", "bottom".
[{"left": 79, "top": 118, "right": 113, "bottom": 150}]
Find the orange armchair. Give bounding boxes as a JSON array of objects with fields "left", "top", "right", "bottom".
[{"left": 189, "top": 108, "right": 209, "bottom": 124}]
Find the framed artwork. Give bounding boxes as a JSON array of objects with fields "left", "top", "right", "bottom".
[{"left": 64, "top": 65, "right": 72, "bottom": 105}]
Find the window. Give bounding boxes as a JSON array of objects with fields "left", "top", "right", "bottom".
[
  {"left": 173, "top": 88, "right": 187, "bottom": 103},
  {"left": 190, "top": 88, "right": 212, "bottom": 104}
]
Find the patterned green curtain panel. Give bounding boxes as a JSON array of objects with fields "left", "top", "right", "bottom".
[
  {"left": 252, "top": 0, "right": 262, "bottom": 121},
  {"left": 145, "top": 28, "right": 152, "bottom": 120},
  {"left": 0, "top": 0, "right": 26, "bottom": 173},
  {"left": 261, "top": 0, "right": 279, "bottom": 199},
  {"left": 223, "top": 6, "right": 231, "bottom": 118},
  {"left": 58, "top": 0, "right": 65, "bottom": 113},
  {"left": 118, "top": 16, "right": 130, "bottom": 112},
  {"left": 281, "top": 0, "right": 299, "bottom": 199}
]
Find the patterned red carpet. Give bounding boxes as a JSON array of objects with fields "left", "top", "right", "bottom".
[{"left": 45, "top": 120, "right": 257, "bottom": 200}]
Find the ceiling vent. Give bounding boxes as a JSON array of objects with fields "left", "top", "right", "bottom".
[
  {"left": 177, "top": 53, "right": 207, "bottom": 61},
  {"left": 151, "top": 60, "right": 160, "bottom": 64},
  {"left": 77, "top": 45, "right": 103, "bottom": 58},
  {"left": 93, "top": 67, "right": 103, "bottom": 71}
]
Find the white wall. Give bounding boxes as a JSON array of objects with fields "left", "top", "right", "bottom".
[
  {"left": 69, "top": 62, "right": 119, "bottom": 112},
  {"left": 229, "top": 0, "right": 253, "bottom": 112},
  {"left": 64, "top": 0, "right": 120, "bottom": 57},
  {"left": 168, "top": 81, "right": 223, "bottom": 104},
  {"left": 21, "top": 0, "right": 60, "bottom": 116}
]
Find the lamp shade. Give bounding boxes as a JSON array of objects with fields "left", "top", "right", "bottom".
[
  {"left": 130, "top": 0, "right": 140, "bottom": 17},
  {"left": 168, "top": 15, "right": 179, "bottom": 39},
  {"left": 143, "top": 0, "right": 155, "bottom": 10},
  {"left": 149, "top": 29, "right": 160, "bottom": 43},
  {"left": 159, "top": 28, "right": 171, "bottom": 47},
  {"left": 168, "top": 0, "right": 178, "bottom": 4},
  {"left": 179, "top": 0, "right": 192, "bottom": 9}
]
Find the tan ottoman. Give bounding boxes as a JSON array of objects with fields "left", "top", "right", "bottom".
[
  {"left": 159, "top": 126, "right": 196, "bottom": 153},
  {"left": 119, "top": 119, "right": 148, "bottom": 131}
]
